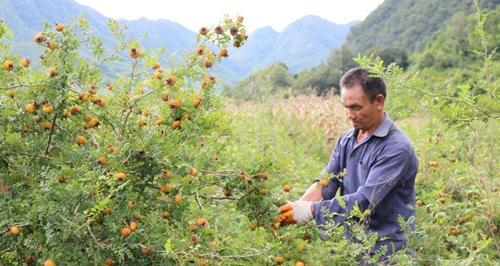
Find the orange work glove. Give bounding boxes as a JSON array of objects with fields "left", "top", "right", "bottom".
[{"left": 279, "top": 201, "right": 313, "bottom": 225}]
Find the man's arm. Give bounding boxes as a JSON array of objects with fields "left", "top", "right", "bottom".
[{"left": 312, "top": 148, "right": 411, "bottom": 225}]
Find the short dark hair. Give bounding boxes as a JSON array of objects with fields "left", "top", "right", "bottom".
[{"left": 340, "top": 68, "right": 386, "bottom": 102}]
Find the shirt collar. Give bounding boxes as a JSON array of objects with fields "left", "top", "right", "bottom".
[
  {"left": 346, "top": 113, "right": 393, "bottom": 139},
  {"left": 372, "top": 113, "right": 393, "bottom": 137}
]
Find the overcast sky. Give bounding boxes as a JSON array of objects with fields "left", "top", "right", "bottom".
[{"left": 74, "top": 0, "right": 384, "bottom": 33}]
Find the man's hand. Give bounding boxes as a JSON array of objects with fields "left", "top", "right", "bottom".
[{"left": 278, "top": 201, "right": 313, "bottom": 225}]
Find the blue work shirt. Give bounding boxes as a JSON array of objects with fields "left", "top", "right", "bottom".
[{"left": 312, "top": 114, "right": 418, "bottom": 254}]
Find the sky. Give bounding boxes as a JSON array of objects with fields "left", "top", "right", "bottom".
[{"left": 74, "top": 0, "right": 384, "bottom": 33}]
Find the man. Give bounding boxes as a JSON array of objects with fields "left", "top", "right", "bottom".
[{"left": 279, "top": 67, "right": 418, "bottom": 260}]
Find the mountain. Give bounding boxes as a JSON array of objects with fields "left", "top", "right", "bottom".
[
  {"left": 0, "top": 0, "right": 354, "bottom": 84},
  {"left": 218, "top": 16, "right": 354, "bottom": 82},
  {"left": 0, "top": 0, "right": 195, "bottom": 59},
  {"left": 345, "top": 0, "right": 500, "bottom": 53}
]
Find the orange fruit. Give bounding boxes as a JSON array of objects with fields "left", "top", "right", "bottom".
[
  {"left": 115, "top": 172, "right": 126, "bottom": 181},
  {"left": 9, "top": 226, "right": 20, "bottom": 235},
  {"left": 120, "top": 227, "right": 131, "bottom": 237},
  {"left": 20, "top": 58, "right": 30, "bottom": 68},
  {"left": 55, "top": 23, "right": 64, "bottom": 32},
  {"left": 76, "top": 135, "right": 87, "bottom": 145},
  {"left": 3, "top": 60, "right": 14, "bottom": 71},
  {"left": 197, "top": 218, "right": 207, "bottom": 226},
  {"left": 129, "top": 221, "right": 138, "bottom": 232},
  {"left": 43, "top": 259, "right": 56, "bottom": 266},
  {"left": 129, "top": 48, "right": 140, "bottom": 59}
]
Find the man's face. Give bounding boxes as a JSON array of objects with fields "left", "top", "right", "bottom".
[{"left": 340, "top": 84, "right": 384, "bottom": 131}]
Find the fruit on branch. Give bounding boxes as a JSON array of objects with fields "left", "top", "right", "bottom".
[
  {"left": 25, "top": 103, "right": 37, "bottom": 113},
  {"left": 2, "top": 60, "right": 14, "bottom": 71},
  {"left": 129, "top": 48, "right": 141, "bottom": 59},
  {"left": 115, "top": 172, "right": 126, "bottom": 181},
  {"left": 20, "top": 58, "right": 30, "bottom": 68},
  {"left": 55, "top": 23, "right": 64, "bottom": 32},
  {"left": 76, "top": 135, "right": 87, "bottom": 145}
]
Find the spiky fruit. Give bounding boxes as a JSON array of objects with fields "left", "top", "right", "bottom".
[
  {"left": 88, "top": 86, "right": 98, "bottom": 95},
  {"left": 20, "top": 58, "right": 30, "bottom": 68},
  {"left": 162, "top": 170, "right": 172, "bottom": 179},
  {"left": 170, "top": 99, "right": 181, "bottom": 109},
  {"left": 97, "top": 156, "right": 107, "bottom": 165},
  {"left": 199, "top": 27, "right": 209, "bottom": 36},
  {"left": 136, "top": 117, "right": 146, "bottom": 127},
  {"left": 155, "top": 118, "right": 165, "bottom": 125},
  {"left": 319, "top": 178, "right": 329, "bottom": 187},
  {"left": 120, "top": 227, "right": 131, "bottom": 237},
  {"left": 224, "top": 189, "right": 232, "bottom": 197},
  {"left": 153, "top": 70, "right": 163, "bottom": 79},
  {"left": 151, "top": 61, "right": 161, "bottom": 69},
  {"left": 103, "top": 207, "right": 112, "bottom": 215},
  {"left": 276, "top": 256, "right": 285, "bottom": 265},
  {"left": 96, "top": 98, "right": 107, "bottom": 107},
  {"left": 174, "top": 195, "right": 182, "bottom": 204},
  {"left": 190, "top": 234, "right": 198, "bottom": 244},
  {"left": 55, "top": 23, "right": 64, "bottom": 32},
  {"left": 3, "top": 60, "right": 14, "bottom": 71},
  {"left": 237, "top": 16, "right": 244, "bottom": 23},
  {"left": 127, "top": 201, "right": 135, "bottom": 209},
  {"left": 43, "top": 259, "right": 56, "bottom": 266},
  {"left": 295, "top": 261, "right": 305, "bottom": 266},
  {"left": 189, "top": 167, "right": 198, "bottom": 176},
  {"left": 79, "top": 92, "right": 89, "bottom": 101},
  {"left": 70, "top": 105, "right": 80, "bottom": 115},
  {"left": 106, "top": 83, "right": 113, "bottom": 90},
  {"left": 42, "top": 121, "right": 53, "bottom": 130},
  {"left": 166, "top": 75, "right": 177, "bottom": 86},
  {"left": 197, "top": 218, "right": 207, "bottom": 226},
  {"left": 193, "top": 98, "right": 202, "bottom": 108},
  {"left": 34, "top": 33, "right": 46, "bottom": 43},
  {"left": 129, "top": 221, "right": 138, "bottom": 232},
  {"left": 58, "top": 175, "right": 65, "bottom": 183},
  {"left": 115, "top": 172, "right": 126, "bottom": 181},
  {"left": 230, "top": 26, "right": 238, "bottom": 36},
  {"left": 9, "top": 226, "right": 20, "bottom": 235},
  {"left": 85, "top": 116, "right": 99, "bottom": 129},
  {"left": 450, "top": 226, "right": 459, "bottom": 236},
  {"left": 47, "top": 41, "right": 57, "bottom": 50},
  {"left": 248, "top": 223, "right": 257, "bottom": 230},
  {"left": 162, "top": 211, "right": 171, "bottom": 220},
  {"left": 161, "top": 93, "right": 170, "bottom": 102},
  {"left": 76, "top": 135, "right": 87, "bottom": 145},
  {"left": 416, "top": 199, "right": 424, "bottom": 206},
  {"left": 195, "top": 47, "right": 204, "bottom": 56},
  {"left": 142, "top": 246, "right": 153, "bottom": 255},
  {"left": 283, "top": 184, "right": 290, "bottom": 192},
  {"left": 49, "top": 67, "right": 58, "bottom": 77},
  {"left": 215, "top": 25, "right": 223, "bottom": 34},
  {"left": 25, "top": 103, "right": 37, "bottom": 113},
  {"left": 218, "top": 48, "right": 228, "bottom": 58},
  {"left": 160, "top": 184, "right": 173, "bottom": 194},
  {"left": 104, "top": 258, "right": 115, "bottom": 266},
  {"left": 42, "top": 104, "right": 53, "bottom": 114},
  {"left": 129, "top": 48, "right": 140, "bottom": 59},
  {"left": 203, "top": 59, "right": 213, "bottom": 68},
  {"left": 172, "top": 120, "right": 181, "bottom": 129}
]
